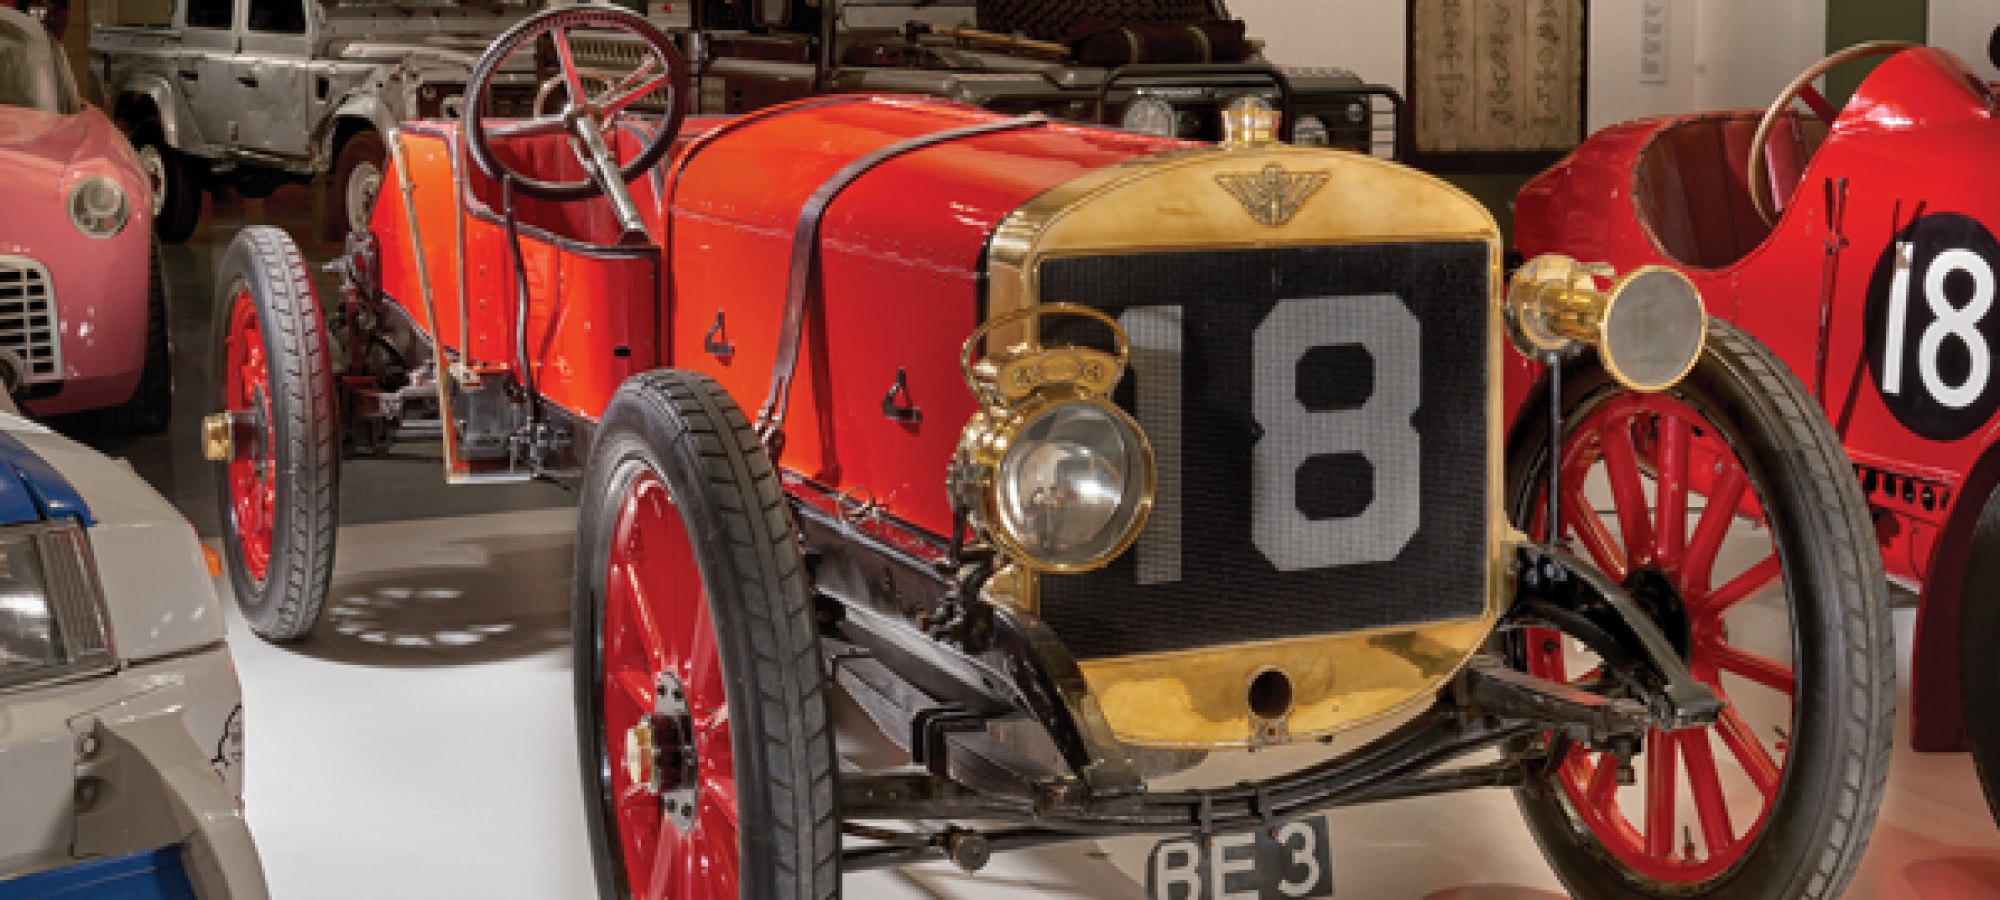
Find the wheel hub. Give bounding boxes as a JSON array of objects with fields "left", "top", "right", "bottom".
[
  {"left": 622, "top": 670, "right": 698, "bottom": 830},
  {"left": 136, "top": 146, "right": 166, "bottom": 216}
]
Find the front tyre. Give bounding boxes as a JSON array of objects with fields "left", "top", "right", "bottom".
[
  {"left": 1954, "top": 486, "right": 2000, "bottom": 825},
  {"left": 327, "top": 129, "right": 386, "bottom": 242},
  {"left": 133, "top": 124, "right": 202, "bottom": 243},
  {"left": 1505, "top": 321, "right": 1892, "bottom": 898},
  {"left": 212, "top": 227, "right": 338, "bottom": 641},
  {"left": 103, "top": 238, "right": 173, "bottom": 433},
  {"left": 574, "top": 370, "right": 837, "bottom": 900}
]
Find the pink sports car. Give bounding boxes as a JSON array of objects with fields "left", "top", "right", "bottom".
[{"left": 0, "top": 4, "right": 167, "bottom": 429}]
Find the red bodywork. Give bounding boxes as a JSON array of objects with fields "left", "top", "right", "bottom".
[
  {"left": 1512, "top": 46, "right": 2000, "bottom": 750},
  {"left": 372, "top": 96, "right": 1181, "bottom": 539}
]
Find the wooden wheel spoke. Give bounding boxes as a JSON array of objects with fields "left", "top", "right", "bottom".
[
  {"left": 620, "top": 563, "right": 671, "bottom": 675},
  {"left": 1696, "top": 555, "right": 1781, "bottom": 619},
  {"left": 616, "top": 669, "right": 657, "bottom": 711},
  {"left": 1715, "top": 707, "right": 1781, "bottom": 797},
  {"left": 617, "top": 782, "right": 655, "bottom": 810},
  {"left": 1598, "top": 422, "right": 1655, "bottom": 561},
  {"left": 1644, "top": 728, "right": 1678, "bottom": 859},
  {"left": 645, "top": 810, "right": 683, "bottom": 899},
  {"left": 1678, "top": 730, "right": 1737, "bottom": 856},
  {"left": 1586, "top": 749, "right": 1621, "bottom": 806},
  {"left": 700, "top": 800, "right": 740, "bottom": 894},
  {"left": 1682, "top": 463, "right": 1748, "bottom": 594},
  {"left": 684, "top": 598, "right": 722, "bottom": 706},
  {"left": 1563, "top": 491, "right": 1629, "bottom": 582},
  {"left": 1709, "top": 642, "right": 1796, "bottom": 696},
  {"left": 1651, "top": 414, "right": 1691, "bottom": 568},
  {"left": 701, "top": 774, "right": 738, "bottom": 827}
]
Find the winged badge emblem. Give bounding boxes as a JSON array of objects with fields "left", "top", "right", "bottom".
[{"left": 1216, "top": 164, "right": 1332, "bottom": 227}]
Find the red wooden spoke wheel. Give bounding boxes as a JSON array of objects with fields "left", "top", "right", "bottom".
[
  {"left": 599, "top": 471, "right": 739, "bottom": 896},
  {"left": 1507, "top": 322, "right": 1892, "bottom": 898},
  {"left": 576, "top": 371, "right": 836, "bottom": 900},
  {"left": 223, "top": 288, "right": 277, "bottom": 585},
  {"left": 210, "top": 227, "right": 338, "bottom": 641}
]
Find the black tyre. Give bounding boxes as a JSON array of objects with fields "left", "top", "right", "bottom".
[
  {"left": 212, "top": 227, "right": 338, "bottom": 641},
  {"left": 327, "top": 129, "right": 386, "bottom": 241},
  {"left": 1955, "top": 487, "right": 2000, "bottom": 825},
  {"left": 574, "top": 370, "right": 837, "bottom": 900},
  {"left": 132, "top": 124, "right": 202, "bottom": 243},
  {"left": 103, "top": 238, "right": 173, "bottom": 433},
  {"left": 1505, "top": 321, "right": 1892, "bottom": 898}
]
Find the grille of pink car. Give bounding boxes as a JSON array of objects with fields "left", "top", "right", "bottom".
[{"left": 0, "top": 257, "right": 61, "bottom": 384}]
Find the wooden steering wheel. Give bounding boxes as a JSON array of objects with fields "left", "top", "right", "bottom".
[
  {"left": 462, "top": 3, "right": 687, "bottom": 244},
  {"left": 1748, "top": 40, "right": 1914, "bottom": 225}
]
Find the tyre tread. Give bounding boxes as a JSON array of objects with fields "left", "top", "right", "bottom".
[{"left": 215, "top": 226, "right": 338, "bottom": 641}]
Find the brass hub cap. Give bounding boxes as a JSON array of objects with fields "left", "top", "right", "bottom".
[{"left": 622, "top": 670, "right": 698, "bottom": 830}]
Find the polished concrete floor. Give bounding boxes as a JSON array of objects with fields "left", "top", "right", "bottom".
[{"left": 56, "top": 185, "right": 2000, "bottom": 898}]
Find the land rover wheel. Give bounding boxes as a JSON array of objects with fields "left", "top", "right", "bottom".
[
  {"left": 103, "top": 238, "right": 173, "bottom": 433},
  {"left": 133, "top": 124, "right": 201, "bottom": 243},
  {"left": 329, "top": 129, "right": 385, "bottom": 241},
  {"left": 212, "top": 227, "right": 338, "bottom": 641},
  {"left": 574, "top": 370, "right": 837, "bottom": 900},
  {"left": 1505, "top": 321, "right": 1893, "bottom": 898}
]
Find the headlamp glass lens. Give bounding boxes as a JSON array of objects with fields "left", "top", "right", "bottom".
[
  {"left": 68, "top": 176, "right": 129, "bottom": 239},
  {"left": 1604, "top": 268, "right": 1705, "bottom": 390},
  {"left": 996, "top": 403, "right": 1146, "bottom": 567},
  {"left": 1292, "top": 114, "right": 1331, "bottom": 147},
  {"left": 1120, "top": 97, "right": 1178, "bottom": 138},
  {"left": 0, "top": 530, "right": 59, "bottom": 673}
]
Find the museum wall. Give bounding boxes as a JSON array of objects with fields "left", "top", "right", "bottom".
[
  {"left": 1232, "top": 0, "right": 1830, "bottom": 132},
  {"left": 1933, "top": 0, "right": 2000, "bottom": 82}
]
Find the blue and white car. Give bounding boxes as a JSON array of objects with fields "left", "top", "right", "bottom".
[{"left": 0, "top": 411, "right": 267, "bottom": 900}]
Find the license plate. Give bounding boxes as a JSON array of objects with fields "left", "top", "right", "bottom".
[{"left": 1145, "top": 816, "right": 1333, "bottom": 899}]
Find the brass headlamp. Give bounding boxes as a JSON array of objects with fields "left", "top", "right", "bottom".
[
  {"left": 1505, "top": 254, "right": 1708, "bottom": 392},
  {"left": 950, "top": 304, "right": 1155, "bottom": 573}
]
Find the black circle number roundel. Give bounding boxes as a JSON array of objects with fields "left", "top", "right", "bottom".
[{"left": 1863, "top": 212, "right": 2000, "bottom": 441}]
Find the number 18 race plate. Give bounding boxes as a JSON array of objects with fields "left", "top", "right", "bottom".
[{"left": 1145, "top": 816, "right": 1333, "bottom": 899}]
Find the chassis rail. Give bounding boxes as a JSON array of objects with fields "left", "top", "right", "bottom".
[{"left": 837, "top": 702, "right": 1539, "bottom": 870}]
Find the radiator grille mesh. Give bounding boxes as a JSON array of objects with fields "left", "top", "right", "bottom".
[
  {"left": 1034, "top": 242, "right": 1489, "bottom": 660},
  {"left": 0, "top": 257, "right": 61, "bottom": 383}
]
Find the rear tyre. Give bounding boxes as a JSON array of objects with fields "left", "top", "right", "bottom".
[
  {"left": 212, "top": 227, "right": 338, "bottom": 641},
  {"left": 327, "top": 129, "right": 385, "bottom": 242},
  {"left": 132, "top": 124, "right": 201, "bottom": 244},
  {"left": 1504, "top": 321, "right": 1892, "bottom": 898},
  {"left": 1955, "top": 487, "right": 2000, "bottom": 825},
  {"left": 103, "top": 239, "right": 173, "bottom": 433},
  {"left": 574, "top": 370, "right": 837, "bottom": 900}
]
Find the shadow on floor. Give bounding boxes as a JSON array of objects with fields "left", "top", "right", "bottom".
[
  {"left": 1423, "top": 888, "right": 1570, "bottom": 900},
  {"left": 283, "top": 530, "right": 575, "bottom": 667}
]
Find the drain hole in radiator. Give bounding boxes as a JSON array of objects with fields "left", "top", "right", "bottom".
[{"left": 1247, "top": 667, "right": 1294, "bottom": 719}]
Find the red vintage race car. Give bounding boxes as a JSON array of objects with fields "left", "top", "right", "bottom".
[
  {"left": 1514, "top": 38, "right": 2000, "bottom": 821},
  {"left": 204, "top": 4, "right": 1894, "bottom": 897}
]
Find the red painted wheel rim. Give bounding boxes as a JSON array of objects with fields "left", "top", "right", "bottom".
[
  {"left": 601, "top": 471, "right": 738, "bottom": 898},
  {"left": 223, "top": 289, "right": 276, "bottom": 585},
  {"left": 1526, "top": 392, "right": 1795, "bottom": 884}
]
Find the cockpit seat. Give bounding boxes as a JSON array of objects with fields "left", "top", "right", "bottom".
[
  {"left": 468, "top": 121, "right": 665, "bottom": 248},
  {"left": 1633, "top": 111, "right": 1827, "bottom": 270}
]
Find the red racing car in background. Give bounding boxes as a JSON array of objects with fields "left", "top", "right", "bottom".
[{"left": 1513, "top": 36, "right": 2000, "bottom": 819}]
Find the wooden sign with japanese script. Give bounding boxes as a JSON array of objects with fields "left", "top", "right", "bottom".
[{"left": 1410, "top": 0, "right": 1584, "bottom": 154}]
